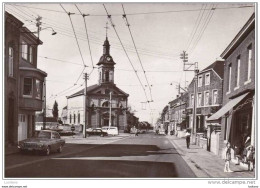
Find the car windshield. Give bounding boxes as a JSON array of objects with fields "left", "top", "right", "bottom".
[{"left": 38, "top": 131, "right": 51, "bottom": 139}]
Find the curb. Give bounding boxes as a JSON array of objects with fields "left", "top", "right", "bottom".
[{"left": 167, "top": 136, "right": 212, "bottom": 178}]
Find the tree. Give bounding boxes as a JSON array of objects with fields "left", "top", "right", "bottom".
[{"left": 52, "top": 100, "right": 59, "bottom": 120}]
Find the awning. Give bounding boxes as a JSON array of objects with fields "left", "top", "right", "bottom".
[{"left": 207, "top": 92, "right": 249, "bottom": 121}]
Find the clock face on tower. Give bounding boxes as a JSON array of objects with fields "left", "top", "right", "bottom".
[{"left": 106, "top": 57, "right": 111, "bottom": 61}]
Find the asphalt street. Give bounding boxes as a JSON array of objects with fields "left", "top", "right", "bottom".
[{"left": 5, "top": 132, "right": 196, "bottom": 178}]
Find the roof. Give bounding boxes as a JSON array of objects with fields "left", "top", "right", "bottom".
[
  {"left": 221, "top": 13, "right": 255, "bottom": 59},
  {"left": 67, "top": 84, "right": 99, "bottom": 99},
  {"left": 199, "top": 60, "right": 224, "bottom": 79},
  {"left": 67, "top": 83, "right": 129, "bottom": 99}
]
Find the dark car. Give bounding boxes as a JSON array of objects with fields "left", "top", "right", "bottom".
[
  {"left": 86, "top": 128, "right": 108, "bottom": 137},
  {"left": 18, "top": 130, "right": 65, "bottom": 155}
]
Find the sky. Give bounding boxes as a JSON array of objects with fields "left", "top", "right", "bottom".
[{"left": 4, "top": 2, "right": 255, "bottom": 124}]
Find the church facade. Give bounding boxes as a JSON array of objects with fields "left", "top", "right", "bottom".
[{"left": 65, "top": 37, "right": 129, "bottom": 131}]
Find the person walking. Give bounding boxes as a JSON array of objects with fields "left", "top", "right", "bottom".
[
  {"left": 223, "top": 142, "right": 233, "bottom": 172},
  {"left": 185, "top": 130, "right": 191, "bottom": 149}
]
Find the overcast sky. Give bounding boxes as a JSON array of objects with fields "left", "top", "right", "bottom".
[{"left": 5, "top": 3, "right": 255, "bottom": 124}]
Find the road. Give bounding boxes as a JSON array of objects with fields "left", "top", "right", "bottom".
[{"left": 5, "top": 132, "right": 196, "bottom": 178}]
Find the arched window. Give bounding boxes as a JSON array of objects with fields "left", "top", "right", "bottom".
[
  {"left": 70, "top": 114, "right": 72, "bottom": 124},
  {"left": 78, "top": 113, "right": 80, "bottom": 123},
  {"left": 102, "top": 101, "right": 109, "bottom": 107},
  {"left": 74, "top": 114, "right": 76, "bottom": 123}
]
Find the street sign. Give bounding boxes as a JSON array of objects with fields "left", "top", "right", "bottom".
[{"left": 71, "top": 126, "right": 75, "bottom": 132}]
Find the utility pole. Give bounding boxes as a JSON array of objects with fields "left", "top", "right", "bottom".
[
  {"left": 36, "top": 16, "right": 42, "bottom": 40},
  {"left": 84, "top": 73, "right": 89, "bottom": 138},
  {"left": 109, "top": 92, "right": 112, "bottom": 128},
  {"left": 180, "top": 51, "right": 199, "bottom": 144}
]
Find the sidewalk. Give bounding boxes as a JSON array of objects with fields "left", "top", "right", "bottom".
[{"left": 167, "top": 135, "right": 255, "bottom": 178}]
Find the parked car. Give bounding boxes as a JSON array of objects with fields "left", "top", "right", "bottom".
[
  {"left": 86, "top": 128, "right": 108, "bottom": 137},
  {"left": 18, "top": 130, "right": 65, "bottom": 155},
  {"left": 101, "top": 126, "right": 119, "bottom": 136}
]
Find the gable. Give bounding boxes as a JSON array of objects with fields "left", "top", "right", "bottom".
[{"left": 89, "top": 84, "right": 129, "bottom": 97}]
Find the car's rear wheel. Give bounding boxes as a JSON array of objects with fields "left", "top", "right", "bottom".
[
  {"left": 45, "top": 146, "right": 51, "bottom": 156},
  {"left": 57, "top": 145, "right": 63, "bottom": 153},
  {"left": 100, "top": 133, "right": 104, "bottom": 137}
]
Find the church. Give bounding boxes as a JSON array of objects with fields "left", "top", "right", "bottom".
[{"left": 65, "top": 37, "right": 129, "bottom": 131}]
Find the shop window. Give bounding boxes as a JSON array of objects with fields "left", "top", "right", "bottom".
[
  {"left": 8, "top": 47, "right": 14, "bottom": 77},
  {"left": 35, "top": 79, "right": 42, "bottom": 99},
  {"left": 23, "top": 77, "right": 33, "bottom": 97}
]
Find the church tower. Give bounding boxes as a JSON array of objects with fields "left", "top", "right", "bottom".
[{"left": 97, "top": 37, "right": 116, "bottom": 85}]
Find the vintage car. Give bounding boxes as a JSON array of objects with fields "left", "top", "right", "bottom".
[
  {"left": 18, "top": 130, "right": 65, "bottom": 155},
  {"left": 86, "top": 128, "right": 108, "bottom": 137}
]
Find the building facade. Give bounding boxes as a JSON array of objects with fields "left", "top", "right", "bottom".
[
  {"left": 187, "top": 61, "right": 224, "bottom": 136},
  {"left": 66, "top": 37, "right": 129, "bottom": 130},
  {"left": 169, "top": 92, "right": 188, "bottom": 136},
  {"left": 208, "top": 13, "right": 255, "bottom": 157},
  {"left": 5, "top": 12, "right": 47, "bottom": 145}
]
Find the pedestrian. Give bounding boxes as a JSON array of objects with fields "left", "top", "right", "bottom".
[
  {"left": 185, "top": 130, "right": 191, "bottom": 149},
  {"left": 246, "top": 145, "right": 255, "bottom": 171},
  {"left": 223, "top": 142, "right": 233, "bottom": 173},
  {"left": 134, "top": 127, "right": 138, "bottom": 136}
]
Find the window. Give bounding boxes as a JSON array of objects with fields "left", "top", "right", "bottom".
[
  {"left": 105, "top": 71, "right": 109, "bottom": 82},
  {"left": 8, "top": 47, "right": 14, "bottom": 77},
  {"left": 74, "top": 114, "right": 76, "bottom": 124},
  {"left": 190, "top": 94, "right": 194, "bottom": 107},
  {"left": 29, "top": 46, "right": 33, "bottom": 63},
  {"left": 235, "top": 56, "right": 240, "bottom": 88},
  {"left": 35, "top": 79, "right": 42, "bottom": 99},
  {"left": 197, "top": 93, "right": 202, "bottom": 107},
  {"left": 205, "top": 73, "right": 210, "bottom": 85},
  {"left": 212, "top": 90, "right": 218, "bottom": 105},
  {"left": 69, "top": 114, "right": 72, "bottom": 124},
  {"left": 227, "top": 64, "right": 232, "bottom": 93},
  {"left": 198, "top": 76, "right": 202, "bottom": 87},
  {"left": 246, "top": 45, "right": 252, "bottom": 82},
  {"left": 204, "top": 91, "right": 209, "bottom": 106},
  {"left": 78, "top": 113, "right": 80, "bottom": 123},
  {"left": 21, "top": 41, "right": 28, "bottom": 60},
  {"left": 109, "top": 71, "right": 113, "bottom": 82},
  {"left": 23, "top": 77, "right": 33, "bottom": 96}
]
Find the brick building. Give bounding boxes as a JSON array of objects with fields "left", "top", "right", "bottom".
[
  {"left": 187, "top": 61, "right": 224, "bottom": 134},
  {"left": 169, "top": 92, "right": 188, "bottom": 136},
  {"left": 207, "top": 13, "right": 255, "bottom": 157},
  {"left": 5, "top": 12, "right": 47, "bottom": 145}
]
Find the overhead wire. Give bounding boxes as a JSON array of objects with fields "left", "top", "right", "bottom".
[
  {"left": 122, "top": 4, "right": 153, "bottom": 102},
  {"left": 75, "top": 4, "right": 95, "bottom": 72},
  {"left": 12, "top": 4, "right": 254, "bottom": 16},
  {"left": 103, "top": 4, "right": 151, "bottom": 107}
]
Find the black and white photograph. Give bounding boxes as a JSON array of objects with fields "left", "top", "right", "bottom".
[{"left": 1, "top": 1, "right": 258, "bottom": 187}]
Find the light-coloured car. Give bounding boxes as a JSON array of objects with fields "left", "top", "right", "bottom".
[
  {"left": 18, "top": 130, "right": 65, "bottom": 155},
  {"left": 101, "top": 126, "right": 119, "bottom": 136}
]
